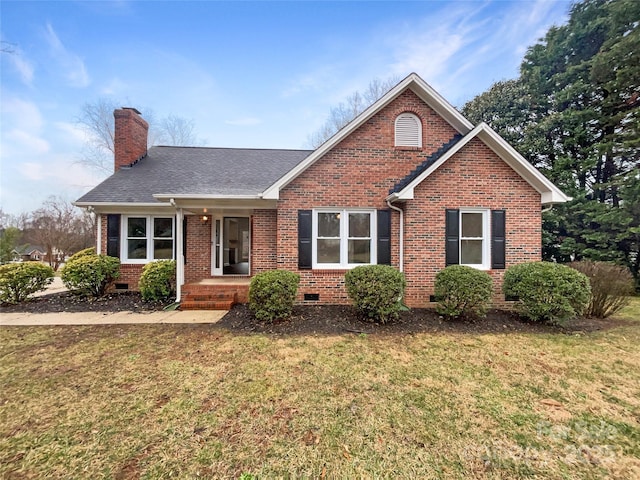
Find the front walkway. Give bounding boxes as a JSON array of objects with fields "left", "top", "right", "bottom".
[{"left": 0, "top": 310, "right": 227, "bottom": 326}]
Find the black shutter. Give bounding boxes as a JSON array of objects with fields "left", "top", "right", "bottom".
[
  {"left": 298, "top": 210, "right": 312, "bottom": 269},
  {"left": 377, "top": 209, "right": 391, "bottom": 265},
  {"left": 491, "top": 209, "right": 506, "bottom": 269},
  {"left": 445, "top": 209, "right": 459, "bottom": 266},
  {"left": 106, "top": 214, "right": 120, "bottom": 258},
  {"left": 182, "top": 216, "right": 187, "bottom": 265}
]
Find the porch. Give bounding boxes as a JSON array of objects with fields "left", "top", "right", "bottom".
[{"left": 180, "top": 277, "right": 251, "bottom": 311}]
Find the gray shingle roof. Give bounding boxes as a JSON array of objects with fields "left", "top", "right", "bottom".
[{"left": 76, "top": 146, "right": 312, "bottom": 204}]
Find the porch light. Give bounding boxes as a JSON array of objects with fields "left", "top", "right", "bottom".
[{"left": 202, "top": 215, "right": 209, "bottom": 223}]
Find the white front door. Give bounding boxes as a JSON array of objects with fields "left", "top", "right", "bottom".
[{"left": 211, "top": 216, "right": 250, "bottom": 276}]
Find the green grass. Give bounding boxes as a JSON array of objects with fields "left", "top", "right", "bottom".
[{"left": 1, "top": 300, "right": 639, "bottom": 479}]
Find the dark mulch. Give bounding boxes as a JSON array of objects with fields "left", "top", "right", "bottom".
[
  {"left": 217, "top": 304, "right": 627, "bottom": 336},
  {"left": 2, "top": 292, "right": 628, "bottom": 336},
  {"left": 0, "top": 291, "right": 168, "bottom": 314}
]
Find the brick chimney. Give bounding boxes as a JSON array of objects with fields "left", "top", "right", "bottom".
[{"left": 114, "top": 107, "right": 149, "bottom": 172}]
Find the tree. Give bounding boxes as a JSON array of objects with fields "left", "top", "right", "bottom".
[
  {"left": 307, "top": 76, "right": 400, "bottom": 147},
  {"left": 24, "top": 197, "right": 95, "bottom": 271},
  {"left": 462, "top": 0, "right": 639, "bottom": 287},
  {"left": 77, "top": 98, "right": 202, "bottom": 173},
  {"left": 0, "top": 227, "right": 21, "bottom": 263},
  {"left": 156, "top": 114, "right": 202, "bottom": 146}
]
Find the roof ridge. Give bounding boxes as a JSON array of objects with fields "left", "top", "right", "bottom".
[
  {"left": 151, "top": 145, "right": 313, "bottom": 152},
  {"left": 389, "top": 133, "right": 464, "bottom": 194}
]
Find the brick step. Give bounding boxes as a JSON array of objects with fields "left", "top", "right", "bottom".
[
  {"left": 184, "top": 293, "right": 237, "bottom": 303},
  {"left": 180, "top": 300, "right": 234, "bottom": 310}
]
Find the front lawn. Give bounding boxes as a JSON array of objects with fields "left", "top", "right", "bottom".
[{"left": 1, "top": 299, "right": 639, "bottom": 479}]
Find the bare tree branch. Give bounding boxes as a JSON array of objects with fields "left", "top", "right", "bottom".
[{"left": 306, "top": 76, "right": 400, "bottom": 148}]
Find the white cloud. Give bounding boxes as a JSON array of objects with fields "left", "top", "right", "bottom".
[
  {"left": 44, "top": 22, "right": 90, "bottom": 88},
  {"left": 224, "top": 117, "right": 262, "bottom": 126},
  {"left": 7, "top": 51, "right": 35, "bottom": 85}
]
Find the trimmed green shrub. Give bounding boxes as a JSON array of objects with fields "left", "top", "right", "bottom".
[
  {"left": 570, "top": 260, "right": 634, "bottom": 318},
  {"left": 0, "top": 262, "right": 55, "bottom": 304},
  {"left": 503, "top": 261, "right": 591, "bottom": 325},
  {"left": 345, "top": 265, "right": 406, "bottom": 323},
  {"left": 66, "top": 247, "right": 96, "bottom": 264},
  {"left": 434, "top": 265, "right": 493, "bottom": 319},
  {"left": 139, "top": 260, "right": 176, "bottom": 302},
  {"left": 249, "top": 270, "right": 300, "bottom": 322},
  {"left": 61, "top": 254, "right": 120, "bottom": 297}
]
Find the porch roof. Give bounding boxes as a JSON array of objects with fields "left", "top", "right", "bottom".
[{"left": 76, "top": 146, "right": 312, "bottom": 205}]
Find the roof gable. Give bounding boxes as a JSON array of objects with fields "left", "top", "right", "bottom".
[
  {"left": 262, "top": 72, "right": 474, "bottom": 199},
  {"left": 387, "top": 123, "right": 570, "bottom": 205}
]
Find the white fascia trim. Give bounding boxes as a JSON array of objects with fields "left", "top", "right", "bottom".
[
  {"left": 388, "top": 122, "right": 571, "bottom": 205},
  {"left": 475, "top": 124, "right": 571, "bottom": 204},
  {"left": 263, "top": 72, "right": 474, "bottom": 200}
]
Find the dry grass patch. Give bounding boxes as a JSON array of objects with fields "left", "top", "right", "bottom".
[{"left": 1, "top": 300, "right": 639, "bottom": 479}]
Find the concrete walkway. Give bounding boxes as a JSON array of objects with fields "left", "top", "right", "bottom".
[{"left": 0, "top": 309, "right": 228, "bottom": 326}]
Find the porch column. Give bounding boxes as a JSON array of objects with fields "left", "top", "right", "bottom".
[{"left": 176, "top": 208, "right": 184, "bottom": 302}]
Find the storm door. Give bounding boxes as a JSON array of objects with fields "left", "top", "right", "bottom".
[{"left": 212, "top": 216, "right": 250, "bottom": 275}]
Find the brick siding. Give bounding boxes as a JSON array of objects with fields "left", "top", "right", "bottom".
[{"left": 275, "top": 89, "right": 541, "bottom": 306}]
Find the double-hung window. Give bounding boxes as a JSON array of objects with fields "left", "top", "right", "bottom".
[
  {"left": 123, "top": 216, "right": 174, "bottom": 263},
  {"left": 460, "top": 210, "right": 488, "bottom": 268},
  {"left": 313, "top": 209, "right": 376, "bottom": 268},
  {"left": 446, "top": 209, "right": 506, "bottom": 270}
]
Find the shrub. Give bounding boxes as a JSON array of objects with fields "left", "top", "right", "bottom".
[
  {"left": 0, "top": 262, "right": 55, "bottom": 304},
  {"left": 249, "top": 270, "right": 300, "bottom": 322},
  {"left": 569, "top": 260, "right": 634, "bottom": 318},
  {"left": 61, "top": 254, "right": 120, "bottom": 297},
  {"left": 66, "top": 247, "right": 96, "bottom": 264},
  {"left": 345, "top": 265, "right": 406, "bottom": 323},
  {"left": 503, "top": 262, "right": 590, "bottom": 325},
  {"left": 434, "top": 265, "right": 493, "bottom": 319},
  {"left": 139, "top": 260, "right": 176, "bottom": 302}
]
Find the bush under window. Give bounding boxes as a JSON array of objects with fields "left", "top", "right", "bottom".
[
  {"left": 65, "top": 247, "right": 96, "bottom": 265},
  {"left": 139, "top": 260, "right": 176, "bottom": 302},
  {"left": 61, "top": 254, "right": 120, "bottom": 297},
  {"left": 0, "top": 262, "right": 54, "bottom": 304},
  {"left": 503, "top": 261, "right": 590, "bottom": 325},
  {"left": 434, "top": 265, "right": 493, "bottom": 319},
  {"left": 249, "top": 270, "right": 300, "bottom": 322},
  {"left": 345, "top": 265, "right": 406, "bottom": 323}
]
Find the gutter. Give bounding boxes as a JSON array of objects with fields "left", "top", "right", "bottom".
[{"left": 386, "top": 199, "right": 404, "bottom": 272}]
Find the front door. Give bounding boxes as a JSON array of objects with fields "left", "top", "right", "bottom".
[{"left": 212, "top": 216, "right": 250, "bottom": 275}]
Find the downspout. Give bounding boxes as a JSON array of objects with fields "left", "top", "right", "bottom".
[
  {"left": 386, "top": 199, "right": 404, "bottom": 272},
  {"left": 541, "top": 204, "right": 553, "bottom": 214}
]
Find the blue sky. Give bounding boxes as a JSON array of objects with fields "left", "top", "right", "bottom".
[{"left": 1, "top": 0, "right": 570, "bottom": 215}]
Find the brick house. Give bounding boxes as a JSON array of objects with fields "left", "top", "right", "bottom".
[{"left": 75, "top": 73, "right": 569, "bottom": 309}]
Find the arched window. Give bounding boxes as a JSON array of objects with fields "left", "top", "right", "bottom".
[{"left": 394, "top": 112, "right": 422, "bottom": 147}]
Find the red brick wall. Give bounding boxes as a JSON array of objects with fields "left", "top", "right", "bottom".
[
  {"left": 403, "top": 138, "right": 541, "bottom": 307},
  {"left": 184, "top": 215, "right": 212, "bottom": 284},
  {"left": 251, "top": 210, "right": 278, "bottom": 274},
  {"left": 276, "top": 90, "right": 542, "bottom": 306}
]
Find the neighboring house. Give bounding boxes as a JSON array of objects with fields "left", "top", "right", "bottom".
[
  {"left": 75, "top": 73, "right": 569, "bottom": 309},
  {"left": 12, "top": 245, "right": 46, "bottom": 262}
]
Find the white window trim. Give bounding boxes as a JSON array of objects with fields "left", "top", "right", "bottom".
[
  {"left": 312, "top": 209, "right": 377, "bottom": 269},
  {"left": 121, "top": 215, "right": 175, "bottom": 264},
  {"left": 459, "top": 209, "right": 490, "bottom": 270},
  {"left": 395, "top": 112, "right": 422, "bottom": 147}
]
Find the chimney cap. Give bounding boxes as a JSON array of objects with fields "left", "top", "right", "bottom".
[{"left": 121, "top": 107, "right": 142, "bottom": 115}]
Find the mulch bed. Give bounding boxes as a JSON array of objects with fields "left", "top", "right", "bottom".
[{"left": 2, "top": 292, "right": 627, "bottom": 336}]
